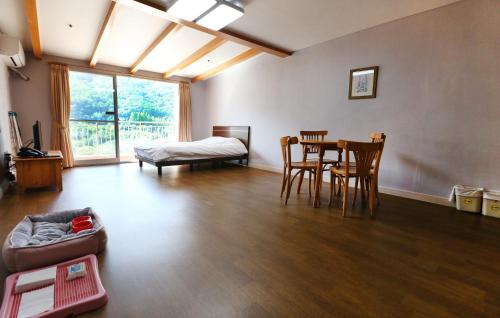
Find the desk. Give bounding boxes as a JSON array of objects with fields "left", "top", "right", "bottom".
[
  {"left": 299, "top": 140, "right": 341, "bottom": 207},
  {"left": 15, "top": 151, "right": 63, "bottom": 193}
]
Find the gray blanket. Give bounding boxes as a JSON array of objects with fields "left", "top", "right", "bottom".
[{"left": 10, "top": 207, "right": 102, "bottom": 248}]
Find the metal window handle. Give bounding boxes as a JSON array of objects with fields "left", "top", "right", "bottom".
[{"left": 105, "top": 111, "right": 115, "bottom": 115}]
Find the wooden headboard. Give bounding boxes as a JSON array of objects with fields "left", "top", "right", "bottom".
[{"left": 212, "top": 126, "right": 250, "bottom": 151}]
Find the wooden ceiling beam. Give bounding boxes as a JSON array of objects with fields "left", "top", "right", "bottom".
[
  {"left": 191, "top": 48, "right": 260, "bottom": 83},
  {"left": 130, "top": 22, "right": 181, "bottom": 74},
  {"left": 163, "top": 37, "right": 226, "bottom": 79},
  {"left": 24, "top": 0, "right": 42, "bottom": 58},
  {"left": 90, "top": 1, "right": 119, "bottom": 67},
  {"left": 113, "top": 0, "right": 292, "bottom": 58}
]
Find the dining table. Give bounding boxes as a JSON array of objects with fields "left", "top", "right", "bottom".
[{"left": 299, "top": 139, "right": 342, "bottom": 207}]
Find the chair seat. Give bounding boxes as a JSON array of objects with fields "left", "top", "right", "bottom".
[
  {"left": 291, "top": 161, "right": 318, "bottom": 169},
  {"left": 332, "top": 166, "right": 378, "bottom": 176},
  {"left": 340, "top": 161, "right": 377, "bottom": 170},
  {"left": 307, "top": 158, "right": 338, "bottom": 164},
  {"left": 339, "top": 161, "right": 356, "bottom": 167},
  {"left": 331, "top": 166, "right": 359, "bottom": 176},
  {"left": 322, "top": 158, "right": 338, "bottom": 165}
]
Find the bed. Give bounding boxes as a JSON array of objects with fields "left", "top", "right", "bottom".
[{"left": 134, "top": 126, "right": 250, "bottom": 176}]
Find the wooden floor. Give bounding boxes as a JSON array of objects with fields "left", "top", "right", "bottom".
[{"left": 1, "top": 163, "right": 500, "bottom": 317}]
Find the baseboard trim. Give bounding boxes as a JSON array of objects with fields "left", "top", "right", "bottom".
[
  {"left": 249, "top": 162, "right": 282, "bottom": 174},
  {"left": 377, "top": 186, "right": 453, "bottom": 207},
  {"left": 248, "top": 162, "right": 453, "bottom": 207}
]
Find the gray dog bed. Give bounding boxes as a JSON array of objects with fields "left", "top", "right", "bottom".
[{"left": 2, "top": 207, "right": 107, "bottom": 272}]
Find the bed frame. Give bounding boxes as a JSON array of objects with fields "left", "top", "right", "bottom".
[{"left": 136, "top": 126, "right": 250, "bottom": 176}]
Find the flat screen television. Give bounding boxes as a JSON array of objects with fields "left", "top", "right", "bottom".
[{"left": 33, "top": 120, "right": 42, "bottom": 151}]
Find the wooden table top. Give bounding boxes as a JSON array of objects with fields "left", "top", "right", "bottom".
[
  {"left": 15, "top": 150, "right": 63, "bottom": 161},
  {"left": 299, "top": 140, "right": 339, "bottom": 150}
]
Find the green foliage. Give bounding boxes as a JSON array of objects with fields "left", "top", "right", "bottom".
[
  {"left": 68, "top": 71, "right": 178, "bottom": 158},
  {"left": 117, "top": 76, "right": 176, "bottom": 122},
  {"left": 69, "top": 72, "right": 177, "bottom": 122}
]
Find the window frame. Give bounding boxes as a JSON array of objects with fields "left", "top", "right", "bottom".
[{"left": 68, "top": 67, "right": 180, "bottom": 166}]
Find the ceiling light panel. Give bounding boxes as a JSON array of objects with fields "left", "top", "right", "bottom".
[
  {"left": 197, "top": 1, "right": 244, "bottom": 30},
  {"left": 167, "top": 0, "right": 217, "bottom": 21}
]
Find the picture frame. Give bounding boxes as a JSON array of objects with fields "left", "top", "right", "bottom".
[{"left": 348, "top": 66, "right": 379, "bottom": 99}]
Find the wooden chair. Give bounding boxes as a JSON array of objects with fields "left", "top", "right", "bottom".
[
  {"left": 297, "top": 130, "right": 338, "bottom": 194},
  {"left": 368, "top": 132, "right": 386, "bottom": 205},
  {"left": 329, "top": 140, "right": 384, "bottom": 217},
  {"left": 280, "top": 136, "right": 317, "bottom": 205},
  {"left": 336, "top": 132, "right": 387, "bottom": 206}
]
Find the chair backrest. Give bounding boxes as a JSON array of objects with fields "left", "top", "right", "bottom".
[
  {"left": 280, "top": 136, "right": 299, "bottom": 166},
  {"left": 338, "top": 140, "right": 384, "bottom": 177},
  {"left": 369, "top": 132, "right": 386, "bottom": 143},
  {"left": 369, "top": 132, "right": 386, "bottom": 169},
  {"left": 300, "top": 130, "right": 328, "bottom": 155}
]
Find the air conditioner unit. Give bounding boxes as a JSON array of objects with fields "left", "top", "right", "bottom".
[{"left": 0, "top": 34, "right": 26, "bottom": 68}]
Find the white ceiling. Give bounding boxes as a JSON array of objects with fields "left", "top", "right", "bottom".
[
  {"left": 37, "top": 0, "right": 111, "bottom": 60},
  {"left": 0, "top": 0, "right": 462, "bottom": 79},
  {"left": 225, "top": 0, "right": 461, "bottom": 51},
  {"left": 140, "top": 25, "right": 215, "bottom": 73},
  {"left": 0, "top": 0, "right": 32, "bottom": 50},
  {"left": 99, "top": 3, "right": 170, "bottom": 67}
]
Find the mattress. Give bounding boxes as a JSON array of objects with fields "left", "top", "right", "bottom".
[{"left": 134, "top": 137, "right": 248, "bottom": 163}]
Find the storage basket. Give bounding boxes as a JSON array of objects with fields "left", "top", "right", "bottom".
[
  {"left": 453, "top": 185, "right": 483, "bottom": 213},
  {"left": 482, "top": 191, "right": 500, "bottom": 218}
]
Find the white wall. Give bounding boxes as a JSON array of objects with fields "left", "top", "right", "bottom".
[
  {"left": 0, "top": 62, "right": 13, "bottom": 191},
  {"left": 191, "top": 0, "right": 500, "bottom": 199}
]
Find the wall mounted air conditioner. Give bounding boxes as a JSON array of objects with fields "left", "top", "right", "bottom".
[{"left": 0, "top": 34, "right": 26, "bottom": 68}]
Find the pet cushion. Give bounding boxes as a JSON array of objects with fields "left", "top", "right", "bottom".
[{"left": 2, "top": 207, "right": 107, "bottom": 272}]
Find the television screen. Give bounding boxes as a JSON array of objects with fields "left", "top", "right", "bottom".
[{"left": 33, "top": 121, "right": 42, "bottom": 151}]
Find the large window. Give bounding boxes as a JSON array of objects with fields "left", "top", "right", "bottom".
[
  {"left": 117, "top": 76, "right": 178, "bottom": 159},
  {"left": 69, "top": 71, "right": 178, "bottom": 163}
]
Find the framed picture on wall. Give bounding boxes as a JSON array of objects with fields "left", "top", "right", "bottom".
[{"left": 348, "top": 66, "right": 379, "bottom": 99}]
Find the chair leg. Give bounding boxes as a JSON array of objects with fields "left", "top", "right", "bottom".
[
  {"left": 360, "top": 176, "right": 367, "bottom": 207},
  {"left": 285, "top": 169, "right": 293, "bottom": 205},
  {"left": 297, "top": 170, "right": 305, "bottom": 194},
  {"left": 352, "top": 176, "right": 359, "bottom": 207},
  {"left": 342, "top": 177, "right": 348, "bottom": 217},
  {"left": 336, "top": 178, "right": 342, "bottom": 196},
  {"left": 308, "top": 170, "right": 312, "bottom": 197},
  {"left": 280, "top": 167, "right": 287, "bottom": 198},
  {"left": 374, "top": 176, "right": 381, "bottom": 206},
  {"left": 365, "top": 177, "right": 370, "bottom": 197},
  {"left": 329, "top": 172, "right": 334, "bottom": 207},
  {"left": 333, "top": 176, "right": 340, "bottom": 200},
  {"left": 369, "top": 178, "right": 376, "bottom": 216}
]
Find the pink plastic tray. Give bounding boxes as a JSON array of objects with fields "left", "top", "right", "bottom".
[{"left": 0, "top": 254, "right": 108, "bottom": 318}]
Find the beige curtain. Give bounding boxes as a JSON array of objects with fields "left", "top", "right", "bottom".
[
  {"left": 50, "top": 64, "right": 74, "bottom": 168},
  {"left": 178, "top": 82, "right": 192, "bottom": 142}
]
